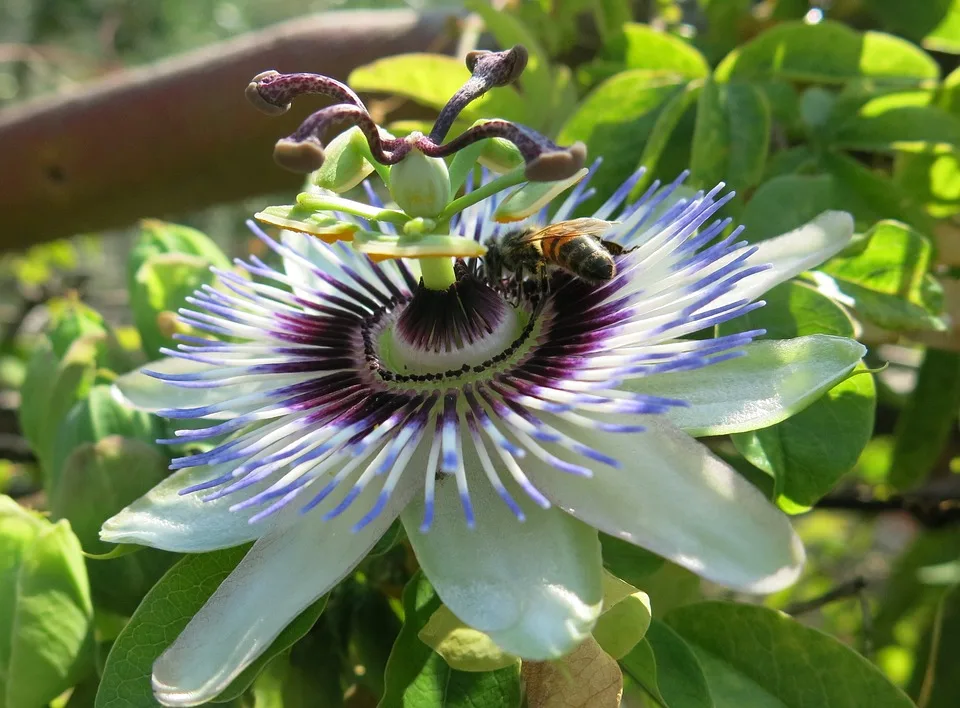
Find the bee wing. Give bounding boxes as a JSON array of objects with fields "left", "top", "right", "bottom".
[{"left": 515, "top": 218, "right": 617, "bottom": 245}]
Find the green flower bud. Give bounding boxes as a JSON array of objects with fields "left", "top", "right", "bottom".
[
  {"left": 18, "top": 336, "right": 99, "bottom": 483},
  {"left": 389, "top": 149, "right": 451, "bottom": 218},
  {"left": 50, "top": 437, "right": 174, "bottom": 615},
  {"left": 131, "top": 251, "right": 220, "bottom": 359},
  {"left": 47, "top": 296, "right": 108, "bottom": 360},
  {"left": 313, "top": 126, "right": 375, "bottom": 193},
  {"left": 0, "top": 496, "right": 93, "bottom": 706},
  {"left": 48, "top": 384, "right": 162, "bottom": 492}
]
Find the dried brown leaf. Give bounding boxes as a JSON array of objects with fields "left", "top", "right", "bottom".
[{"left": 522, "top": 636, "right": 623, "bottom": 708}]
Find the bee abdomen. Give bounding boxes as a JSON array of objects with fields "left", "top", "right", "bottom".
[{"left": 557, "top": 238, "right": 616, "bottom": 283}]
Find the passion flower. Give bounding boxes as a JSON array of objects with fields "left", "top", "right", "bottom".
[{"left": 102, "top": 47, "right": 864, "bottom": 707}]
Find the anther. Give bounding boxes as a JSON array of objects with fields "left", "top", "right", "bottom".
[
  {"left": 245, "top": 70, "right": 288, "bottom": 115},
  {"left": 273, "top": 138, "right": 326, "bottom": 173}
]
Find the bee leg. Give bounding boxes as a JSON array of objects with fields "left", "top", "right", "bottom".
[{"left": 538, "top": 265, "right": 550, "bottom": 297}]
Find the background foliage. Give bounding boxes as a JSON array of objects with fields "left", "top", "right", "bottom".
[{"left": 1, "top": 0, "right": 960, "bottom": 706}]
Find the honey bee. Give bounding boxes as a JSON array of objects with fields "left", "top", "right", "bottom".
[{"left": 485, "top": 218, "right": 624, "bottom": 287}]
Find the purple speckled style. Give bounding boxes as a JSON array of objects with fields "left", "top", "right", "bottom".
[{"left": 147, "top": 164, "right": 769, "bottom": 534}]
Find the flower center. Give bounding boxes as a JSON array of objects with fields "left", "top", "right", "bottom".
[{"left": 367, "top": 268, "right": 533, "bottom": 383}]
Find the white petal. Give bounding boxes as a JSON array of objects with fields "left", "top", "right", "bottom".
[
  {"left": 100, "top": 465, "right": 267, "bottom": 552},
  {"left": 402, "top": 469, "right": 604, "bottom": 660},
  {"left": 113, "top": 358, "right": 301, "bottom": 419},
  {"left": 627, "top": 335, "right": 866, "bottom": 436},
  {"left": 717, "top": 211, "right": 854, "bottom": 308},
  {"left": 151, "top": 470, "right": 419, "bottom": 707},
  {"left": 528, "top": 418, "right": 804, "bottom": 593}
]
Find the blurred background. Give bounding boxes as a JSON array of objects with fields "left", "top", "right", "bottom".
[{"left": 2, "top": 1, "right": 960, "bottom": 706}]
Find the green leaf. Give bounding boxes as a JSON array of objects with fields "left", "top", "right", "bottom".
[
  {"left": 740, "top": 175, "right": 836, "bottom": 243},
  {"left": 131, "top": 252, "right": 221, "bottom": 359},
  {"left": 888, "top": 349, "right": 960, "bottom": 490},
  {"left": 259, "top": 622, "right": 346, "bottom": 708},
  {"left": 695, "top": 0, "right": 752, "bottom": 64},
  {"left": 558, "top": 72, "right": 685, "bottom": 213},
  {"left": 818, "top": 220, "right": 945, "bottom": 331},
  {"left": 606, "top": 23, "right": 710, "bottom": 80},
  {"left": 830, "top": 104, "right": 960, "bottom": 155},
  {"left": 868, "top": 0, "right": 960, "bottom": 54},
  {"left": 379, "top": 571, "right": 522, "bottom": 708},
  {"left": 18, "top": 336, "right": 99, "bottom": 482},
  {"left": 894, "top": 152, "right": 960, "bottom": 218},
  {"left": 665, "top": 602, "right": 914, "bottom": 707},
  {"left": 47, "top": 298, "right": 109, "bottom": 361},
  {"left": 762, "top": 145, "right": 818, "bottom": 180},
  {"left": 820, "top": 150, "right": 935, "bottom": 234},
  {"left": 49, "top": 384, "right": 163, "bottom": 493},
  {"left": 0, "top": 499, "right": 94, "bottom": 708},
  {"left": 690, "top": 79, "right": 770, "bottom": 190},
  {"left": 348, "top": 54, "right": 525, "bottom": 125},
  {"left": 873, "top": 530, "right": 960, "bottom": 650},
  {"left": 734, "top": 367, "right": 876, "bottom": 508},
  {"left": 715, "top": 20, "right": 939, "bottom": 86},
  {"left": 95, "top": 547, "right": 325, "bottom": 708},
  {"left": 908, "top": 584, "right": 960, "bottom": 708},
  {"left": 465, "top": 0, "right": 553, "bottom": 132},
  {"left": 129, "top": 220, "right": 230, "bottom": 296},
  {"left": 942, "top": 64, "right": 960, "bottom": 114},
  {"left": 620, "top": 619, "right": 714, "bottom": 708},
  {"left": 635, "top": 80, "right": 703, "bottom": 195},
  {"left": 51, "top": 437, "right": 175, "bottom": 616},
  {"left": 351, "top": 583, "right": 402, "bottom": 697}
]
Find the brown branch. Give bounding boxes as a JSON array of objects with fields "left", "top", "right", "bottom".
[
  {"left": 785, "top": 577, "right": 868, "bottom": 616},
  {"left": 814, "top": 479, "right": 960, "bottom": 528},
  {"left": 0, "top": 9, "right": 458, "bottom": 253}
]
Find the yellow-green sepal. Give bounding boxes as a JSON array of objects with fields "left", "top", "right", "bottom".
[
  {"left": 254, "top": 205, "right": 361, "bottom": 243},
  {"left": 418, "top": 605, "right": 521, "bottom": 672},
  {"left": 312, "top": 126, "right": 376, "bottom": 193},
  {"left": 493, "top": 168, "right": 589, "bottom": 222},
  {"left": 592, "top": 571, "right": 652, "bottom": 660}
]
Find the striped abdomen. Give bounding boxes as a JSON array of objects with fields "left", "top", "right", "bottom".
[{"left": 542, "top": 234, "right": 617, "bottom": 284}]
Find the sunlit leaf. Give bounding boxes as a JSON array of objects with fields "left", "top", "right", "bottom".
[
  {"left": 558, "top": 73, "right": 686, "bottom": 213},
  {"left": 740, "top": 175, "right": 836, "bottom": 243},
  {"left": 665, "top": 602, "right": 914, "bottom": 706},
  {"left": 690, "top": 78, "right": 770, "bottom": 190},
  {"left": 348, "top": 54, "right": 525, "bottom": 124},
  {"left": 888, "top": 349, "right": 960, "bottom": 490},
  {"left": 715, "top": 21, "right": 939, "bottom": 86}
]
